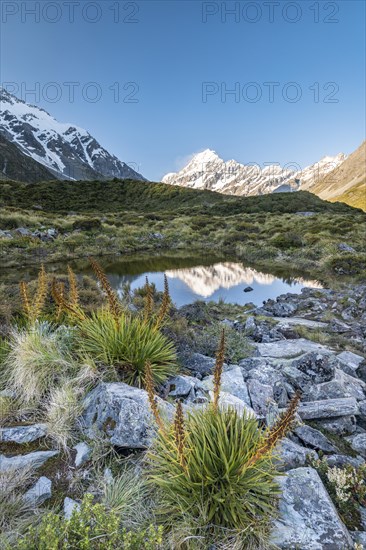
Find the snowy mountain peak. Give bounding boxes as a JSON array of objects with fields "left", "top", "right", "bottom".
[
  {"left": 0, "top": 87, "right": 145, "bottom": 182},
  {"left": 162, "top": 149, "right": 346, "bottom": 196}
]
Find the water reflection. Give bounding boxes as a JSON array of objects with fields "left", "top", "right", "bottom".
[{"left": 108, "top": 260, "right": 321, "bottom": 307}]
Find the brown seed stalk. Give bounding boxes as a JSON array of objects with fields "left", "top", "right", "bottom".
[
  {"left": 213, "top": 329, "right": 225, "bottom": 412},
  {"left": 144, "top": 361, "right": 164, "bottom": 432}
]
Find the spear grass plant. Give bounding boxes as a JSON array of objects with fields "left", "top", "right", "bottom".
[{"left": 146, "top": 332, "right": 300, "bottom": 548}]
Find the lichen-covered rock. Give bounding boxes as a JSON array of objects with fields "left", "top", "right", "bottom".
[
  {"left": 337, "top": 350, "right": 365, "bottom": 377},
  {"left": 0, "top": 450, "right": 58, "bottom": 472},
  {"left": 0, "top": 424, "right": 47, "bottom": 444},
  {"left": 73, "top": 442, "right": 91, "bottom": 467},
  {"left": 346, "top": 433, "right": 366, "bottom": 458},
  {"left": 276, "top": 438, "right": 318, "bottom": 471},
  {"left": 81, "top": 383, "right": 174, "bottom": 448},
  {"left": 294, "top": 424, "right": 337, "bottom": 453},
  {"left": 298, "top": 397, "right": 358, "bottom": 420},
  {"left": 271, "top": 467, "right": 353, "bottom": 549},
  {"left": 255, "top": 339, "right": 329, "bottom": 359},
  {"left": 64, "top": 497, "right": 80, "bottom": 519},
  {"left": 182, "top": 353, "right": 216, "bottom": 376},
  {"left": 247, "top": 379, "right": 273, "bottom": 415},
  {"left": 23, "top": 476, "right": 52, "bottom": 506},
  {"left": 167, "top": 375, "right": 199, "bottom": 398},
  {"left": 201, "top": 366, "right": 251, "bottom": 406}
]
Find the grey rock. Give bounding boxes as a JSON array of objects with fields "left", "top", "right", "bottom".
[
  {"left": 213, "top": 391, "right": 256, "bottom": 418},
  {"left": 292, "top": 352, "right": 336, "bottom": 384},
  {"left": 201, "top": 366, "right": 251, "bottom": 406},
  {"left": 255, "top": 338, "right": 329, "bottom": 359},
  {"left": 247, "top": 379, "right": 273, "bottom": 415},
  {"left": 345, "top": 433, "right": 366, "bottom": 458},
  {"left": 0, "top": 450, "right": 58, "bottom": 472},
  {"left": 326, "top": 454, "right": 365, "bottom": 468},
  {"left": 244, "top": 315, "right": 256, "bottom": 333},
  {"left": 73, "top": 442, "right": 91, "bottom": 467},
  {"left": 0, "top": 229, "right": 13, "bottom": 239},
  {"left": 81, "top": 382, "right": 174, "bottom": 448},
  {"left": 183, "top": 353, "right": 216, "bottom": 376},
  {"left": 23, "top": 476, "right": 52, "bottom": 506},
  {"left": 64, "top": 497, "right": 80, "bottom": 519},
  {"left": 243, "top": 286, "right": 253, "bottom": 292},
  {"left": 276, "top": 438, "right": 318, "bottom": 471},
  {"left": 330, "top": 319, "right": 352, "bottom": 333},
  {"left": 294, "top": 425, "right": 337, "bottom": 453},
  {"left": 274, "top": 317, "right": 328, "bottom": 329},
  {"left": 302, "top": 380, "right": 348, "bottom": 402},
  {"left": 316, "top": 415, "right": 357, "bottom": 436},
  {"left": 351, "top": 531, "right": 366, "bottom": 546},
  {"left": 0, "top": 423, "right": 47, "bottom": 444},
  {"left": 298, "top": 397, "right": 359, "bottom": 420},
  {"left": 337, "top": 351, "right": 365, "bottom": 377},
  {"left": 167, "top": 375, "right": 199, "bottom": 398},
  {"left": 334, "top": 369, "right": 366, "bottom": 401},
  {"left": 15, "top": 227, "right": 31, "bottom": 237},
  {"left": 271, "top": 467, "right": 353, "bottom": 549},
  {"left": 338, "top": 242, "right": 356, "bottom": 253}
]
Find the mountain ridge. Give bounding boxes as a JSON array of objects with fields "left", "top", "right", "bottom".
[{"left": 0, "top": 88, "right": 145, "bottom": 182}]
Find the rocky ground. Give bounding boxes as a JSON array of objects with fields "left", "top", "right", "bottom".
[{"left": 1, "top": 284, "right": 366, "bottom": 548}]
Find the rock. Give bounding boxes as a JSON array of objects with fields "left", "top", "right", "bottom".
[
  {"left": 0, "top": 451, "right": 58, "bottom": 472},
  {"left": 255, "top": 339, "right": 329, "bottom": 359},
  {"left": 247, "top": 379, "right": 273, "bottom": 415},
  {"left": 292, "top": 352, "right": 336, "bottom": 384},
  {"left": 243, "top": 286, "right": 253, "bottom": 292},
  {"left": 244, "top": 315, "right": 256, "bottom": 333},
  {"left": 294, "top": 425, "right": 337, "bottom": 453},
  {"left": 302, "top": 380, "right": 348, "bottom": 402},
  {"left": 167, "top": 375, "right": 199, "bottom": 398},
  {"left": 23, "top": 476, "right": 52, "bottom": 506},
  {"left": 0, "top": 423, "right": 47, "bottom": 444},
  {"left": 298, "top": 397, "right": 359, "bottom": 420},
  {"left": 334, "top": 369, "right": 366, "bottom": 401},
  {"left": 316, "top": 416, "right": 357, "bottom": 436},
  {"left": 81, "top": 382, "right": 174, "bottom": 448},
  {"left": 64, "top": 497, "right": 80, "bottom": 519},
  {"left": 338, "top": 243, "right": 356, "bottom": 253},
  {"left": 201, "top": 366, "right": 251, "bottom": 406},
  {"left": 271, "top": 467, "right": 353, "bottom": 549},
  {"left": 274, "top": 317, "right": 328, "bottom": 329},
  {"left": 357, "top": 361, "right": 366, "bottom": 383},
  {"left": 277, "top": 438, "right": 318, "bottom": 471},
  {"left": 0, "top": 229, "right": 12, "bottom": 239},
  {"left": 73, "top": 442, "right": 91, "bottom": 467},
  {"left": 15, "top": 227, "right": 31, "bottom": 237},
  {"left": 326, "top": 454, "right": 365, "bottom": 468},
  {"left": 211, "top": 391, "right": 256, "bottom": 418},
  {"left": 329, "top": 319, "right": 352, "bottom": 333},
  {"left": 345, "top": 433, "right": 366, "bottom": 458},
  {"left": 183, "top": 353, "right": 216, "bottom": 376}
]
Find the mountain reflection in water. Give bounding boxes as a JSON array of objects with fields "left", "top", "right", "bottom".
[{"left": 108, "top": 261, "right": 322, "bottom": 307}]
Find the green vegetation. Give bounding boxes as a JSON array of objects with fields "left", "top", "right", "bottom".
[
  {"left": 1, "top": 179, "right": 365, "bottom": 287},
  {"left": 145, "top": 336, "right": 300, "bottom": 548},
  {"left": 13, "top": 494, "right": 163, "bottom": 550}
]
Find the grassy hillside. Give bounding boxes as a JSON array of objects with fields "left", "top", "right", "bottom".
[
  {"left": 308, "top": 141, "right": 366, "bottom": 210},
  {"left": 0, "top": 178, "right": 359, "bottom": 215}
]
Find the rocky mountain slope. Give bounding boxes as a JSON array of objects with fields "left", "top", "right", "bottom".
[
  {"left": 0, "top": 134, "right": 55, "bottom": 183},
  {"left": 307, "top": 141, "right": 366, "bottom": 210},
  {"left": 162, "top": 149, "right": 346, "bottom": 196},
  {"left": 0, "top": 88, "right": 145, "bottom": 182}
]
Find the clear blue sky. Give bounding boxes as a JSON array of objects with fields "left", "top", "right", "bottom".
[{"left": 1, "top": 0, "right": 365, "bottom": 180}]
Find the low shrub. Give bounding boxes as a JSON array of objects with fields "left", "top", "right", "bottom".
[{"left": 13, "top": 494, "right": 163, "bottom": 550}]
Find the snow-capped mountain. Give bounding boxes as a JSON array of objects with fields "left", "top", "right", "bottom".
[
  {"left": 162, "top": 149, "right": 346, "bottom": 196},
  {"left": 0, "top": 88, "right": 145, "bottom": 182}
]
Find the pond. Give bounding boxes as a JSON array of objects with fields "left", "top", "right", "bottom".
[
  {"left": 3, "top": 254, "right": 321, "bottom": 308},
  {"left": 80, "top": 254, "right": 322, "bottom": 308}
]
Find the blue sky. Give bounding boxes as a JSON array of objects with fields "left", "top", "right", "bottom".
[{"left": 1, "top": 0, "right": 365, "bottom": 180}]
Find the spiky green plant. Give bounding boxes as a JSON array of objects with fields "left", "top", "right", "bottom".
[{"left": 80, "top": 309, "right": 177, "bottom": 387}]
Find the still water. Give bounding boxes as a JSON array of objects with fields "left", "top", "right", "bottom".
[{"left": 88, "top": 255, "right": 322, "bottom": 308}]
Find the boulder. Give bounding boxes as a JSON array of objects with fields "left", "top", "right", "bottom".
[
  {"left": 201, "top": 366, "right": 251, "bottom": 406},
  {"left": 182, "top": 353, "right": 216, "bottom": 376},
  {"left": 0, "top": 450, "right": 58, "bottom": 472},
  {"left": 316, "top": 416, "right": 357, "bottom": 436},
  {"left": 64, "top": 497, "right": 80, "bottom": 519},
  {"left": 291, "top": 352, "right": 336, "bottom": 384},
  {"left": 23, "top": 476, "right": 52, "bottom": 506},
  {"left": 210, "top": 391, "right": 256, "bottom": 418},
  {"left": 276, "top": 438, "right": 318, "bottom": 471},
  {"left": 73, "top": 442, "right": 91, "bottom": 468},
  {"left": 81, "top": 383, "right": 174, "bottom": 448},
  {"left": 345, "top": 433, "right": 366, "bottom": 458},
  {"left": 326, "top": 454, "right": 365, "bottom": 468},
  {"left": 298, "top": 397, "right": 359, "bottom": 420},
  {"left": 337, "top": 351, "right": 365, "bottom": 377},
  {"left": 294, "top": 425, "right": 337, "bottom": 453},
  {"left": 167, "top": 375, "right": 199, "bottom": 398},
  {"left": 0, "top": 423, "right": 47, "bottom": 444},
  {"left": 255, "top": 339, "right": 329, "bottom": 359},
  {"left": 247, "top": 379, "right": 273, "bottom": 415},
  {"left": 271, "top": 467, "right": 353, "bottom": 549}
]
